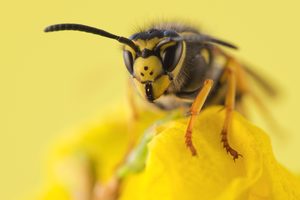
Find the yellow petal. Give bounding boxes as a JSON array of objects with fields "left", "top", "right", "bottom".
[
  {"left": 38, "top": 106, "right": 300, "bottom": 200},
  {"left": 38, "top": 109, "right": 164, "bottom": 200},
  {"left": 120, "top": 107, "right": 300, "bottom": 200}
]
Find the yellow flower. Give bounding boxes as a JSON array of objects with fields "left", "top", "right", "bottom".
[{"left": 38, "top": 107, "right": 300, "bottom": 200}]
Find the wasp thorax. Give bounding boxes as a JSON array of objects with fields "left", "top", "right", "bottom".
[{"left": 133, "top": 56, "right": 163, "bottom": 82}]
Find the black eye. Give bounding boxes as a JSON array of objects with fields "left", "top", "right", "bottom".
[
  {"left": 123, "top": 50, "right": 134, "bottom": 74},
  {"left": 161, "top": 42, "right": 183, "bottom": 72}
]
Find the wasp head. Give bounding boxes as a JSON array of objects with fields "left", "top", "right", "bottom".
[{"left": 123, "top": 30, "right": 185, "bottom": 102}]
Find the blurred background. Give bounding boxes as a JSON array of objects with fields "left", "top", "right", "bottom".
[{"left": 1, "top": 0, "right": 300, "bottom": 199}]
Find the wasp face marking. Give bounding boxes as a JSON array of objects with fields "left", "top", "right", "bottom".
[{"left": 133, "top": 56, "right": 163, "bottom": 82}]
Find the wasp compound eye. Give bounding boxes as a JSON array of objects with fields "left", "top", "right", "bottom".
[
  {"left": 161, "top": 41, "right": 183, "bottom": 72},
  {"left": 123, "top": 50, "right": 134, "bottom": 74}
]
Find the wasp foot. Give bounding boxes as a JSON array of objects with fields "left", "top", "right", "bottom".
[
  {"left": 185, "top": 129, "right": 197, "bottom": 156},
  {"left": 221, "top": 129, "right": 242, "bottom": 161}
]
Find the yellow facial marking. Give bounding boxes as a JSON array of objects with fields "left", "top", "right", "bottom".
[
  {"left": 151, "top": 75, "right": 171, "bottom": 99},
  {"left": 133, "top": 56, "right": 163, "bottom": 82}
]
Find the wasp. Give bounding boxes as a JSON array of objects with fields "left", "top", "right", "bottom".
[{"left": 44, "top": 22, "right": 275, "bottom": 160}]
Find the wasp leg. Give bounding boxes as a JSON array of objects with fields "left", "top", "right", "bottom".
[
  {"left": 185, "top": 79, "right": 214, "bottom": 156},
  {"left": 221, "top": 60, "right": 242, "bottom": 161}
]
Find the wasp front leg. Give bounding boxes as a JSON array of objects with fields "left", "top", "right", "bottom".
[
  {"left": 185, "top": 79, "right": 214, "bottom": 156},
  {"left": 221, "top": 59, "right": 242, "bottom": 161}
]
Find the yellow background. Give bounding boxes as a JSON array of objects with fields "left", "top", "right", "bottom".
[{"left": 1, "top": 0, "right": 299, "bottom": 199}]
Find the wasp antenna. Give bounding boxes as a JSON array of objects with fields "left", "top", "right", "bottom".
[
  {"left": 44, "top": 23, "right": 139, "bottom": 52},
  {"left": 179, "top": 34, "right": 238, "bottom": 50},
  {"left": 206, "top": 37, "right": 238, "bottom": 50}
]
